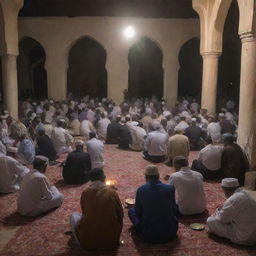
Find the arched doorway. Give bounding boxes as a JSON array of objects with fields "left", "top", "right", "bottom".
[
  {"left": 17, "top": 37, "right": 48, "bottom": 100},
  {"left": 67, "top": 37, "right": 107, "bottom": 99},
  {"left": 217, "top": 0, "right": 241, "bottom": 111},
  {"left": 128, "top": 37, "right": 164, "bottom": 99},
  {"left": 178, "top": 37, "right": 202, "bottom": 101}
]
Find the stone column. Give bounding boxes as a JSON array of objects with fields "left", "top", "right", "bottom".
[
  {"left": 237, "top": 32, "right": 256, "bottom": 169},
  {"left": 201, "top": 52, "right": 221, "bottom": 114},
  {"left": 106, "top": 50, "right": 128, "bottom": 104},
  {"left": 1, "top": 54, "right": 18, "bottom": 119}
]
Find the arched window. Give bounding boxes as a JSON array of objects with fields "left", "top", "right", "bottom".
[
  {"left": 128, "top": 37, "right": 164, "bottom": 99},
  {"left": 17, "top": 37, "right": 48, "bottom": 100},
  {"left": 67, "top": 37, "right": 107, "bottom": 99}
]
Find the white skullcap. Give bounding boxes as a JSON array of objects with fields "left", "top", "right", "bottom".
[
  {"left": 221, "top": 178, "right": 239, "bottom": 188},
  {"left": 132, "top": 121, "right": 139, "bottom": 126},
  {"left": 219, "top": 113, "right": 225, "bottom": 117},
  {"left": 163, "top": 111, "right": 171, "bottom": 117},
  {"left": 32, "top": 102, "right": 37, "bottom": 106},
  {"left": 3, "top": 110, "right": 9, "bottom": 115},
  {"left": 49, "top": 100, "right": 54, "bottom": 104},
  {"left": 35, "top": 155, "right": 49, "bottom": 163},
  {"left": 191, "top": 118, "right": 197, "bottom": 122},
  {"left": 75, "top": 139, "right": 84, "bottom": 146},
  {"left": 126, "top": 114, "right": 131, "bottom": 118}
]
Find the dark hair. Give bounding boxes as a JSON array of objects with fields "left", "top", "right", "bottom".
[
  {"left": 145, "top": 174, "right": 159, "bottom": 181},
  {"left": 174, "top": 156, "right": 188, "bottom": 168},
  {"left": 89, "top": 168, "right": 105, "bottom": 181},
  {"left": 33, "top": 158, "right": 47, "bottom": 170},
  {"left": 89, "top": 132, "right": 96, "bottom": 139},
  {"left": 206, "top": 136, "right": 213, "bottom": 144}
]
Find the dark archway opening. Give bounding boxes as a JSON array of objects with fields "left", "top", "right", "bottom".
[
  {"left": 17, "top": 37, "right": 48, "bottom": 100},
  {"left": 178, "top": 37, "right": 202, "bottom": 101},
  {"left": 67, "top": 37, "right": 107, "bottom": 99},
  {"left": 128, "top": 37, "right": 164, "bottom": 99},
  {"left": 217, "top": 0, "right": 241, "bottom": 111}
]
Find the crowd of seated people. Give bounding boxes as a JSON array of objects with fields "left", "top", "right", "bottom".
[{"left": 0, "top": 94, "right": 255, "bottom": 250}]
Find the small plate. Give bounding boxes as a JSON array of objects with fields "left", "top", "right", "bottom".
[
  {"left": 190, "top": 223, "right": 205, "bottom": 231},
  {"left": 125, "top": 198, "right": 135, "bottom": 206}
]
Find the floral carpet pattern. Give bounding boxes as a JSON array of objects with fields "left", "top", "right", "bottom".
[{"left": 0, "top": 145, "right": 256, "bottom": 256}]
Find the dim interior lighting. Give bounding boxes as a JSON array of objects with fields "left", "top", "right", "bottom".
[{"left": 123, "top": 26, "right": 135, "bottom": 38}]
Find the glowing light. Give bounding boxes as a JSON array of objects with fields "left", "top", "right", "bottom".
[
  {"left": 123, "top": 26, "right": 136, "bottom": 38},
  {"left": 106, "top": 180, "right": 117, "bottom": 186}
]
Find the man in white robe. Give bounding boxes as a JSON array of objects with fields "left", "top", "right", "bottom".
[
  {"left": 97, "top": 113, "right": 110, "bottom": 140},
  {"left": 0, "top": 154, "right": 29, "bottom": 193},
  {"left": 69, "top": 114, "right": 81, "bottom": 136},
  {"left": 85, "top": 132, "right": 104, "bottom": 169},
  {"left": 18, "top": 156, "right": 63, "bottom": 217},
  {"left": 168, "top": 156, "right": 206, "bottom": 215},
  {"left": 207, "top": 116, "right": 222, "bottom": 143},
  {"left": 128, "top": 122, "right": 147, "bottom": 151},
  {"left": 80, "top": 119, "right": 95, "bottom": 140},
  {"left": 51, "top": 120, "right": 74, "bottom": 154},
  {"left": 207, "top": 178, "right": 256, "bottom": 245}
]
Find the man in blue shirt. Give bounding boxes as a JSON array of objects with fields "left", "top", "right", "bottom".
[{"left": 128, "top": 165, "right": 178, "bottom": 243}]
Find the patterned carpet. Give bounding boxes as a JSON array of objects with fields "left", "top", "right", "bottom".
[{"left": 0, "top": 145, "right": 256, "bottom": 256}]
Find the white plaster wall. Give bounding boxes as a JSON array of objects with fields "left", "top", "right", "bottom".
[{"left": 18, "top": 16, "right": 199, "bottom": 105}]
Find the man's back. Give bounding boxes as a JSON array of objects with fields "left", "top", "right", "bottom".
[
  {"left": 63, "top": 150, "right": 91, "bottom": 184},
  {"left": 168, "top": 134, "right": 189, "bottom": 159},
  {"left": 86, "top": 138, "right": 104, "bottom": 169},
  {"left": 222, "top": 143, "right": 248, "bottom": 185},
  {"left": 106, "top": 121, "right": 122, "bottom": 144},
  {"left": 135, "top": 181, "right": 178, "bottom": 243},
  {"left": 78, "top": 184, "right": 123, "bottom": 250},
  {"left": 169, "top": 167, "right": 206, "bottom": 215},
  {"left": 18, "top": 170, "right": 52, "bottom": 216},
  {"left": 37, "top": 135, "right": 57, "bottom": 161},
  {"left": 146, "top": 131, "right": 168, "bottom": 156}
]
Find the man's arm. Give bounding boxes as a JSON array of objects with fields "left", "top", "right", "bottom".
[
  {"left": 214, "top": 198, "right": 236, "bottom": 223},
  {"left": 135, "top": 189, "right": 143, "bottom": 218}
]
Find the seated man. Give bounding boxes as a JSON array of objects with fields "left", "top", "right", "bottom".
[
  {"left": 97, "top": 113, "right": 111, "bottom": 140},
  {"left": 166, "top": 129, "right": 190, "bottom": 166},
  {"left": 17, "top": 134, "right": 35, "bottom": 164},
  {"left": 185, "top": 118, "right": 202, "bottom": 150},
  {"left": 85, "top": 132, "right": 104, "bottom": 169},
  {"left": 51, "top": 119, "right": 74, "bottom": 154},
  {"left": 35, "top": 128, "right": 57, "bottom": 163},
  {"left": 18, "top": 156, "right": 64, "bottom": 217},
  {"left": 128, "top": 122, "right": 147, "bottom": 151},
  {"left": 0, "top": 154, "right": 29, "bottom": 193},
  {"left": 144, "top": 122, "right": 168, "bottom": 163},
  {"left": 118, "top": 120, "right": 132, "bottom": 150},
  {"left": 221, "top": 133, "right": 249, "bottom": 185},
  {"left": 128, "top": 165, "right": 178, "bottom": 243},
  {"left": 191, "top": 137, "right": 223, "bottom": 180},
  {"left": 207, "top": 178, "right": 256, "bottom": 245},
  {"left": 70, "top": 168, "right": 123, "bottom": 250},
  {"left": 63, "top": 140, "right": 91, "bottom": 184},
  {"left": 168, "top": 156, "right": 206, "bottom": 215},
  {"left": 106, "top": 115, "right": 122, "bottom": 144}
]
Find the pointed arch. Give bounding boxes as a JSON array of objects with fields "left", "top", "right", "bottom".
[
  {"left": 67, "top": 36, "right": 107, "bottom": 99},
  {"left": 128, "top": 36, "right": 164, "bottom": 99}
]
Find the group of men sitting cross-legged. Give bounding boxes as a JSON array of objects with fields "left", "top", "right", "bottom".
[{"left": 67, "top": 156, "right": 256, "bottom": 250}]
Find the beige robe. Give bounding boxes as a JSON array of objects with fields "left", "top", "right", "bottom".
[{"left": 167, "top": 134, "right": 190, "bottom": 161}]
